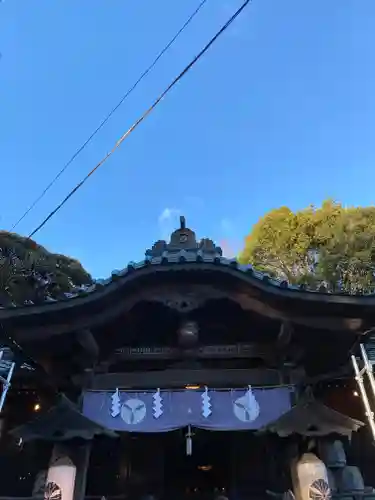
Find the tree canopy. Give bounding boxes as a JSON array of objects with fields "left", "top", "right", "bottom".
[
  {"left": 0, "top": 231, "right": 92, "bottom": 307},
  {"left": 238, "top": 200, "right": 375, "bottom": 294}
]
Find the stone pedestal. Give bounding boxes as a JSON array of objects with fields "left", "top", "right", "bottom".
[
  {"left": 335, "top": 466, "right": 365, "bottom": 492},
  {"left": 45, "top": 440, "right": 91, "bottom": 500}
]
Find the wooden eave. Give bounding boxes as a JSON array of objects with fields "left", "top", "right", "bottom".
[
  {"left": 1, "top": 261, "right": 374, "bottom": 342},
  {"left": 258, "top": 398, "right": 364, "bottom": 437},
  {"left": 9, "top": 394, "right": 118, "bottom": 442}
]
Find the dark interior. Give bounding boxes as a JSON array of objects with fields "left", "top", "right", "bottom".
[
  {"left": 163, "top": 430, "right": 232, "bottom": 497},
  {"left": 85, "top": 430, "right": 290, "bottom": 500}
]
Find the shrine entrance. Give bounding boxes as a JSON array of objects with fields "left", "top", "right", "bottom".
[
  {"left": 85, "top": 429, "right": 287, "bottom": 500},
  {"left": 163, "top": 429, "right": 232, "bottom": 498},
  {"left": 162, "top": 430, "right": 286, "bottom": 500}
]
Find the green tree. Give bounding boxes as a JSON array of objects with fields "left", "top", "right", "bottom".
[
  {"left": 0, "top": 231, "right": 92, "bottom": 306},
  {"left": 238, "top": 200, "right": 375, "bottom": 294}
]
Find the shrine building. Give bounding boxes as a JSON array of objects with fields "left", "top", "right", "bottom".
[{"left": 0, "top": 217, "right": 375, "bottom": 500}]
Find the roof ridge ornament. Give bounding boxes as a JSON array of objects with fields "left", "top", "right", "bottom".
[{"left": 145, "top": 216, "right": 222, "bottom": 258}]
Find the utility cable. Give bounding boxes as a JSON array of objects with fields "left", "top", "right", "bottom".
[
  {"left": 28, "top": 0, "right": 251, "bottom": 239},
  {"left": 9, "top": 0, "right": 209, "bottom": 232}
]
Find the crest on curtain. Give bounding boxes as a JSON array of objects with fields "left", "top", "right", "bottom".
[{"left": 83, "top": 386, "right": 291, "bottom": 433}]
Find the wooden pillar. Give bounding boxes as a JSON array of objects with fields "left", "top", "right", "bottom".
[
  {"left": 73, "top": 441, "right": 91, "bottom": 500},
  {"left": 230, "top": 433, "right": 237, "bottom": 498},
  {"left": 45, "top": 440, "right": 91, "bottom": 500},
  {"left": 0, "top": 417, "right": 5, "bottom": 444}
]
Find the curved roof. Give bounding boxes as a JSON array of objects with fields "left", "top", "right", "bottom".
[
  {"left": 1, "top": 217, "right": 375, "bottom": 331},
  {"left": 9, "top": 394, "right": 118, "bottom": 442},
  {"left": 258, "top": 398, "right": 364, "bottom": 437}
]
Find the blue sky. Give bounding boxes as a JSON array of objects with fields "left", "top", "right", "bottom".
[{"left": 1, "top": 0, "right": 374, "bottom": 278}]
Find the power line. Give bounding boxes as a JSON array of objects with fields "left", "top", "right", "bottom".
[
  {"left": 9, "top": 0, "right": 209, "bottom": 232},
  {"left": 28, "top": 0, "right": 251, "bottom": 239}
]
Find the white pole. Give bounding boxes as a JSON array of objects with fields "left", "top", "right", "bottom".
[
  {"left": 359, "top": 344, "right": 375, "bottom": 401},
  {"left": 351, "top": 354, "right": 375, "bottom": 441},
  {"left": 0, "top": 361, "right": 15, "bottom": 412}
]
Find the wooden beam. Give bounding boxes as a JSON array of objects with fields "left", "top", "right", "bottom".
[
  {"left": 104, "top": 343, "right": 278, "bottom": 362},
  {"left": 75, "top": 329, "right": 99, "bottom": 360},
  {"left": 277, "top": 322, "right": 293, "bottom": 347},
  {"left": 84, "top": 367, "right": 304, "bottom": 390}
]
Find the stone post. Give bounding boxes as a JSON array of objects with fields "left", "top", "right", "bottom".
[
  {"left": 291, "top": 453, "right": 330, "bottom": 500},
  {"left": 45, "top": 440, "right": 91, "bottom": 500},
  {"left": 317, "top": 438, "right": 346, "bottom": 494}
]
